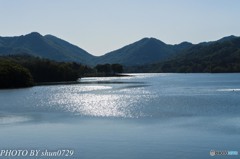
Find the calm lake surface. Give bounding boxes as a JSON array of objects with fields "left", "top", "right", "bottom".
[{"left": 0, "top": 73, "right": 240, "bottom": 159}]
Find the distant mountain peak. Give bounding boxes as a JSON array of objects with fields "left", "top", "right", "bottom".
[
  {"left": 225, "top": 35, "right": 237, "bottom": 38},
  {"left": 0, "top": 33, "right": 239, "bottom": 67},
  {"left": 44, "top": 34, "right": 56, "bottom": 38},
  {"left": 0, "top": 32, "right": 94, "bottom": 64},
  {"left": 139, "top": 37, "right": 166, "bottom": 46},
  {"left": 20, "top": 32, "right": 43, "bottom": 42},
  {"left": 173, "top": 41, "right": 193, "bottom": 50},
  {"left": 178, "top": 41, "right": 192, "bottom": 45},
  {"left": 217, "top": 35, "right": 238, "bottom": 42},
  {"left": 25, "top": 32, "right": 42, "bottom": 37},
  {"left": 96, "top": 37, "right": 186, "bottom": 66}
]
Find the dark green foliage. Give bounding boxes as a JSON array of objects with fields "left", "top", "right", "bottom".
[
  {"left": 95, "top": 64, "right": 124, "bottom": 75},
  {"left": 95, "top": 38, "right": 193, "bottom": 66},
  {"left": 159, "top": 38, "right": 240, "bottom": 73},
  {"left": 1, "top": 33, "right": 240, "bottom": 73},
  {"left": 0, "top": 55, "right": 95, "bottom": 88},
  {"left": 111, "top": 64, "right": 123, "bottom": 73},
  {"left": 126, "top": 36, "right": 240, "bottom": 73},
  {"left": 0, "top": 59, "right": 33, "bottom": 88},
  {"left": 0, "top": 33, "right": 193, "bottom": 66},
  {"left": 0, "top": 32, "right": 95, "bottom": 65},
  {"left": 95, "top": 64, "right": 111, "bottom": 74}
]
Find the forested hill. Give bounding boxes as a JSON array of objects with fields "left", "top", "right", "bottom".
[
  {"left": 1, "top": 33, "right": 240, "bottom": 73},
  {"left": 0, "top": 32, "right": 95, "bottom": 64},
  {"left": 0, "top": 55, "right": 125, "bottom": 88},
  {"left": 0, "top": 55, "right": 94, "bottom": 88},
  {"left": 127, "top": 36, "right": 240, "bottom": 73},
  {"left": 94, "top": 38, "right": 193, "bottom": 66}
]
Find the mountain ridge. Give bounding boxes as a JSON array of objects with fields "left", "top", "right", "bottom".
[
  {"left": 0, "top": 32, "right": 95, "bottom": 65},
  {"left": 0, "top": 32, "right": 239, "bottom": 68},
  {"left": 127, "top": 36, "right": 240, "bottom": 73},
  {"left": 94, "top": 37, "right": 193, "bottom": 66}
]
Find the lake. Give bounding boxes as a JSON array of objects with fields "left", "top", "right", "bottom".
[{"left": 0, "top": 73, "right": 240, "bottom": 159}]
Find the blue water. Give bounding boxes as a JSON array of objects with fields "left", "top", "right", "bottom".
[{"left": 0, "top": 73, "right": 240, "bottom": 159}]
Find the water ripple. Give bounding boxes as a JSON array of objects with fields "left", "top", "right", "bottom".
[{"left": 46, "top": 84, "right": 153, "bottom": 118}]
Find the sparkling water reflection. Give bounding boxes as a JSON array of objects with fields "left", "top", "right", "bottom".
[
  {"left": 0, "top": 74, "right": 240, "bottom": 159},
  {"left": 46, "top": 83, "right": 153, "bottom": 118},
  {"left": 1, "top": 73, "right": 240, "bottom": 119}
]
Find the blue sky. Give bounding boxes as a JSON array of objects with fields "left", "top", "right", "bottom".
[{"left": 0, "top": 0, "right": 240, "bottom": 56}]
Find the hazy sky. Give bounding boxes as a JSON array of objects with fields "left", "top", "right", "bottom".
[{"left": 0, "top": 0, "right": 240, "bottom": 56}]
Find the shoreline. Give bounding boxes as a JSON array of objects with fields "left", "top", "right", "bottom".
[
  {"left": 2, "top": 72, "right": 239, "bottom": 89},
  {"left": 0, "top": 74, "right": 132, "bottom": 89},
  {"left": 35, "top": 81, "right": 80, "bottom": 86},
  {"left": 35, "top": 74, "right": 132, "bottom": 86}
]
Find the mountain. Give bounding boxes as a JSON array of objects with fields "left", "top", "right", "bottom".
[
  {"left": 0, "top": 32, "right": 95, "bottom": 64},
  {"left": 216, "top": 35, "right": 238, "bottom": 43},
  {"left": 95, "top": 38, "right": 193, "bottom": 66},
  {"left": 130, "top": 36, "right": 240, "bottom": 73},
  {"left": 0, "top": 32, "right": 239, "bottom": 72}
]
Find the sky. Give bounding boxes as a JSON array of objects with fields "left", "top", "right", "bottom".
[{"left": 0, "top": 0, "right": 240, "bottom": 56}]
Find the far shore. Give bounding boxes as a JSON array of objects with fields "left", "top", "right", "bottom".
[
  {"left": 0, "top": 74, "right": 132, "bottom": 89},
  {"left": 36, "top": 74, "right": 132, "bottom": 86}
]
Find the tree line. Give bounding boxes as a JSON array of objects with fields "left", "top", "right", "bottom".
[
  {"left": 95, "top": 64, "right": 123, "bottom": 75},
  {"left": 0, "top": 55, "right": 124, "bottom": 88},
  {"left": 0, "top": 59, "right": 34, "bottom": 88},
  {"left": 125, "top": 38, "right": 240, "bottom": 73}
]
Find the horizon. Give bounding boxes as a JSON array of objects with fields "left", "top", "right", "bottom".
[
  {"left": 0, "top": 32, "right": 239, "bottom": 56},
  {"left": 1, "top": 0, "right": 240, "bottom": 55}
]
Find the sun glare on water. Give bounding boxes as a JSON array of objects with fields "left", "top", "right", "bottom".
[{"left": 45, "top": 84, "right": 151, "bottom": 118}]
